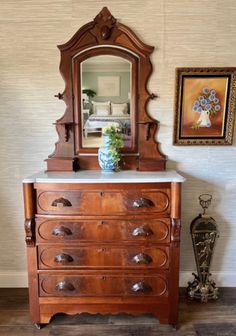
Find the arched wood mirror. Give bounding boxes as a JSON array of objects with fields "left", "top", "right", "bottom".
[
  {"left": 74, "top": 47, "right": 138, "bottom": 153},
  {"left": 46, "top": 7, "right": 166, "bottom": 171}
]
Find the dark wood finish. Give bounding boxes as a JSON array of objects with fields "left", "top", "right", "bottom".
[
  {"left": 46, "top": 157, "right": 79, "bottom": 172},
  {"left": 36, "top": 217, "right": 170, "bottom": 244},
  {"left": 39, "top": 273, "right": 168, "bottom": 297},
  {"left": 24, "top": 219, "right": 35, "bottom": 247},
  {"left": 46, "top": 7, "right": 166, "bottom": 171},
  {"left": 35, "top": 182, "right": 171, "bottom": 190},
  {"left": 36, "top": 218, "right": 170, "bottom": 244},
  {"left": 39, "top": 303, "right": 170, "bottom": 325},
  {"left": 169, "top": 182, "right": 181, "bottom": 324},
  {"left": 23, "top": 184, "right": 35, "bottom": 219},
  {"left": 36, "top": 185, "right": 170, "bottom": 215},
  {"left": 171, "top": 182, "right": 181, "bottom": 219},
  {"left": 38, "top": 245, "right": 169, "bottom": 269},
  {"left": 23, "top": 183, "right": 40, "bottom": 324},
  {"left": 24, "top": 181, "right": 181, "bottom": 326}
]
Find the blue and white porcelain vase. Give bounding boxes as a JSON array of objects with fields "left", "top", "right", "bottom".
[{"left": 98, "top": 135, "right": 118, "bottom": 172}]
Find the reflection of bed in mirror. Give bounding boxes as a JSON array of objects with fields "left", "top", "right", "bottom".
[
  {"left": 82, "top": 100, "right": 131, "bottom": 147},
  {"left": 81, "top": 54, "right": 132, "bottom": 148},
  {"left": 84, "top": 114, "right": 131, "bottom": 137}
]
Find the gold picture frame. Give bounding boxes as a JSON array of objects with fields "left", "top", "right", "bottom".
[{"left": 173, "top": 67, "right": 236, "bottom": 145}]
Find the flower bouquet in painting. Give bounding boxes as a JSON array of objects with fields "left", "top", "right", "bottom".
[
  {"left": 173, "top": 68, "right": 236, "bottom": 145},
  {"left": 192, "top": 87, "right": 221, "bottom": 129},
  {"left": 98, "top": 125, "right": 124, "bottom": 172}
]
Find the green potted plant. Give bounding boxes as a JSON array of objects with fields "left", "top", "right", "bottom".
[
  {"left": 82, "top": 89, "right": 96, "bottom": 99},
  {"left": 98, "top": 125, "right": 124, "bottom": 172}
]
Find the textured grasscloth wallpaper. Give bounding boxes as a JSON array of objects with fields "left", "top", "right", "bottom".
[{"left": 0, "top": 0, "right": 236, "bottom": 286}]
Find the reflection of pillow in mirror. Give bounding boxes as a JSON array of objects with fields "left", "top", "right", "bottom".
[
  {"left": 92, "top": 101, "right": 110, "bottom": 114},
  {"left": 111, "top": 103, "right": 128, "bottom": 116},
  {"left": 96, "top": 105, "right": 110, "bottom": 116}
]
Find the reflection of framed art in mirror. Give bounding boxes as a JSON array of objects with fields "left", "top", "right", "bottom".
[{"left": 97, "top": 76, "right": 120, "bottom": 97}]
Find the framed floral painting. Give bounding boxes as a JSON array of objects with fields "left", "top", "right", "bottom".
[{"left": 173, "top": 68, "right": 236, "bottom": 145}]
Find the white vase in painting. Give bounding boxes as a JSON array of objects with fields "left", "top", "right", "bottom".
[{"left": 197, "top": 110, "right": 212, "bottom": 127}]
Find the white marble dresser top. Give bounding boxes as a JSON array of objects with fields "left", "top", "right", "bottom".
[{"left": 23, "top": 170, "right": 185, "bottom": 184}]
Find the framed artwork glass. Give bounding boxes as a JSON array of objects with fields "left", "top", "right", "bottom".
[{"left": 173, "top": 68, "right": 236, "bottom": 145}]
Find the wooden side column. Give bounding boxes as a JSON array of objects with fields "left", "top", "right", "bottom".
[
  {"left": 23, "top": 183, "right": 40, "bottom": 324},
  {"left": 169, "top": 182, "right": 182, "bottom": 326}
]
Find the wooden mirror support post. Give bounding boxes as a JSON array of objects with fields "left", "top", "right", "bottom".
[{"left": 46, "top": 7, "right": 166, "bottom": 172}]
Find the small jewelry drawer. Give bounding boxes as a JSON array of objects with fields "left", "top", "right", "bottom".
[
  {"left": 38, "top": 245, "right": 169, "bottom": 270},
  {"left": 39, "top": 272, "right": 168, "bottom": 297},
  {"left": 36, "top": 218, "right": 171, "bottom": 243}
]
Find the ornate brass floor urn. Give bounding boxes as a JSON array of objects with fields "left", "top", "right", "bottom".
[{"left": 187, "top": 194, "right": 219, "bottom": 303}]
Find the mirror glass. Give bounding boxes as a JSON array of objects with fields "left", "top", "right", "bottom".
[{"left": 81, "top": 55, "right": 132, "bottom": 148}]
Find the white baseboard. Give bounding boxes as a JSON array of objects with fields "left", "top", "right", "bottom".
[
  {"left": 0, "top": 271, "right": 28, "bottom": 288},
  {"left": 180, "top": 271, "right": 236, "bottom": 287},
  {"left": 0, "top": 271, "right": 235, "bottom": 288}
]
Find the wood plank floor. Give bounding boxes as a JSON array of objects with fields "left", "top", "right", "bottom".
[{"left": 0, "top": 288, "right": 235, "bottom": 335}]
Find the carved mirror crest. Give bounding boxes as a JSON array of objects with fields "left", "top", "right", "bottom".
[{"left": 46, "top": 7, "right": 166, "bottom": 171}]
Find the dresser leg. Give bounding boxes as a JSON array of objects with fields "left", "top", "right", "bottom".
[
  {"left": 34, "top": 323, "right": 44, "bottom": 330},
  {"left": 171, "top": 324, "right": 178, "bottom": 330}
]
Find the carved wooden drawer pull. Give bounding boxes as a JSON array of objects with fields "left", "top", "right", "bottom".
[
  {"left": 51, "top": 197, "right": 72, "bottom": 208},
  {"left": 132, "top": 253, "right": 153, "bottom": 264},
  {"left": 132, "top": 197, "right": 154, "bottom": 208},
  {"left": 131, "top": 281, "right": 152, "bottom": 293},
  {"left": 54, "top": 253, "right": 74, "bottom": 264},
  {"left": 56, "top": 281, "right": 75, "bottom": 292},
  {"left": 132, "top": 225, "right": 154, "bottom": 237},
  {"left": 52, "top": 226, "right": 72, "bottom": 237}
]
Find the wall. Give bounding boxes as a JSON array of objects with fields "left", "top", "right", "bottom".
[
  {"left": 0, "top": 0, "right": 236, "bottom": 287},
  {"left": 83, "top": 71, "right": 130, "bottom": 104}
]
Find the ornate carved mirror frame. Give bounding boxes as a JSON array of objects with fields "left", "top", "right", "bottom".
[{"left": 46, "top": 7, "right": 166, "bottom": 171}]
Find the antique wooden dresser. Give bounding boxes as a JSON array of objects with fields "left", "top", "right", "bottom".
[
  {"left": 23, "top": 171, "right": 184, "bottom": 327},
  {"left": 23, "top": 7, "right": 185, "bottom": 328}
]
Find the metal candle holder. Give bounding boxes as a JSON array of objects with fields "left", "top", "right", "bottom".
[{"left": 187, "top": 194, "right": 219, "bottom": 303}]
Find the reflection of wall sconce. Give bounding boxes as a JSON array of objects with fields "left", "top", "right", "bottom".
[
  {"left": 128, "top": 92, "right": 131, "bottom": 100},
  {"left": 82, "top": 93, "right": 89, "bottom": 103},
  {"left": 82, "top": 89, "right": 96, "bottom": 99}
]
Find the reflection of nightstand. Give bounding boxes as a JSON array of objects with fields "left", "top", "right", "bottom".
[{"left": 82, "top": 109, "right": 90, "bottom": 126}]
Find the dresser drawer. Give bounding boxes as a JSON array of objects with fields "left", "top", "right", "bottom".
[
  {"left": 36, "top": 187, "right": 170, "bottom": 215},
  {"left": 36, "top": 218, "right": 170, "bottom": 243},
  {"left": 39, "top": 273, "right": 168, "bottom": 297},
  {"left": 38, "top": 246, "right": 169, "bottom": 270}
]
